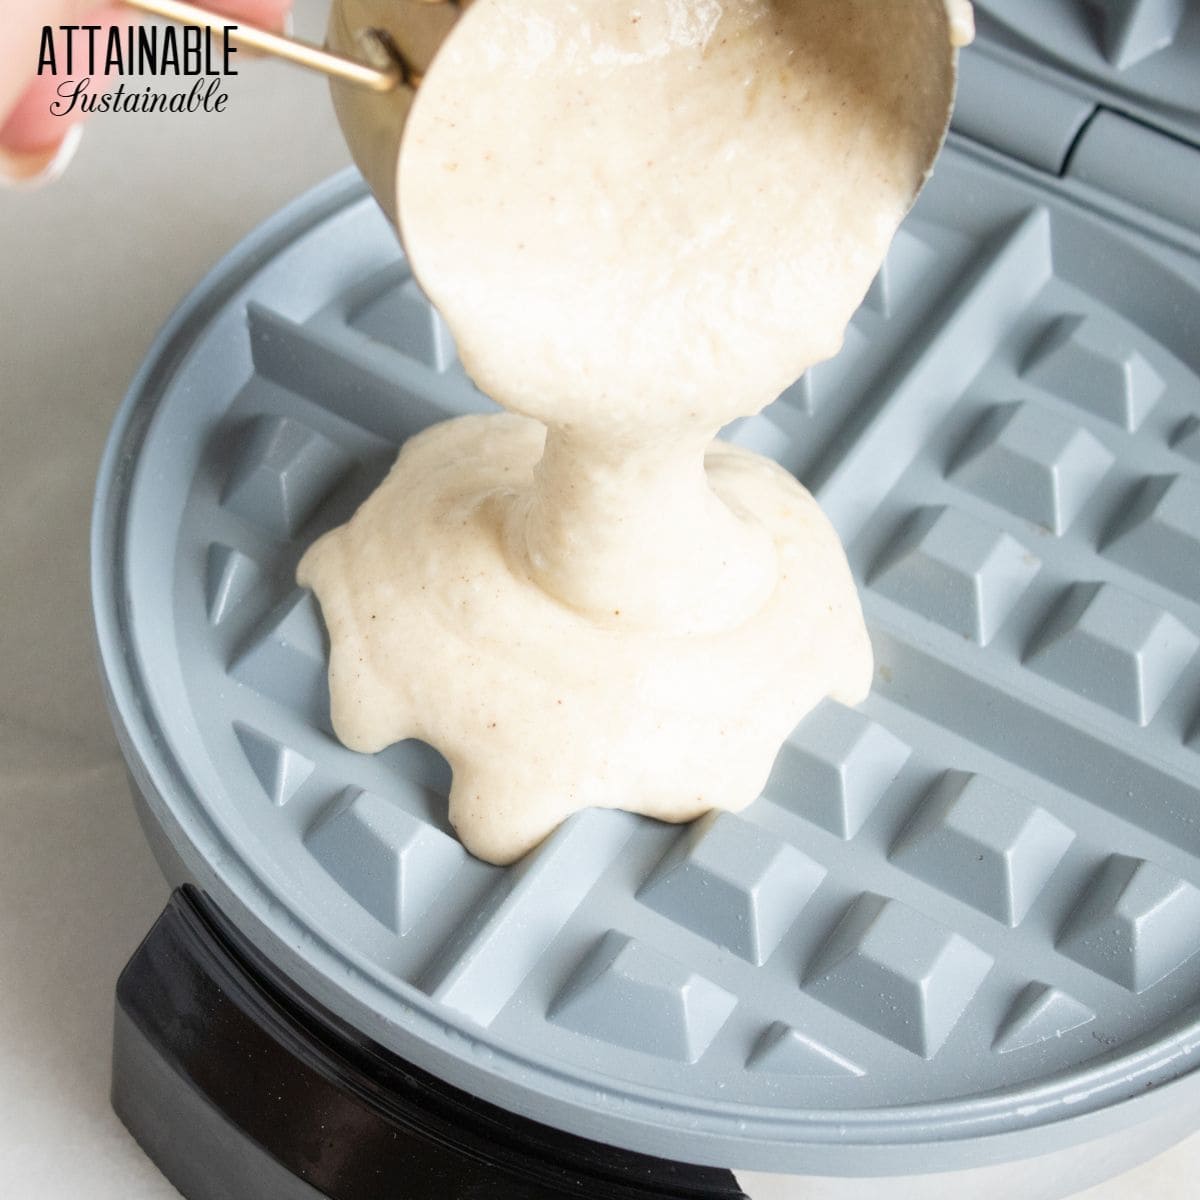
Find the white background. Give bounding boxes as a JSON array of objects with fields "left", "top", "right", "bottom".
[{"left": 0, "top": 1, "right": 1196, "bottom": 1195}]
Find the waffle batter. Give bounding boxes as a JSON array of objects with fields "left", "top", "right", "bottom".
[{"left": 300, "top": 0, "right": 968, "bottom": 864}]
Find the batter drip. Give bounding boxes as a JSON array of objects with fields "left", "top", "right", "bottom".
[{"left": 300, "top": 0, "right": 967, "bottom": 864}]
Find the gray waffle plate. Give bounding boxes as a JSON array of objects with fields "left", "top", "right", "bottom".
[{"left": 93, "top": 142, "right": 1200, "bottom": 1177}]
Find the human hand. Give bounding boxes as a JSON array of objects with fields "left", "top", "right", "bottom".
[{"left": 0, "top": 0, "right": 293, "bottom": 184}]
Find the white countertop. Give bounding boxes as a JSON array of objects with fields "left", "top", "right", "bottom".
[{"left": 0, "top": 3, "right": 1196, "bottom": 1196}]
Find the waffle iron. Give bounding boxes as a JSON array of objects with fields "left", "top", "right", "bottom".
[{"left": 92, "top": 3, "right": 1200, "bottom": 1196}]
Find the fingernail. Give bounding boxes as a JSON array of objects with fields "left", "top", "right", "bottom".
[{"left": 0, "top": 123, "right": 84, "bottom": 189}]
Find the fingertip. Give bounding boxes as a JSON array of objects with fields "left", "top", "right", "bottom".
[
  {"left": 0, "top": 7, "right": 135, "bottom": 157},
  {"left": 0, "top": 78, "right": 84, "bottom": 157}
]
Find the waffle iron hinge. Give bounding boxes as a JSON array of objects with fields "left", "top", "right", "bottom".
[{"left": 952, "top": 45, "right": 1200, "bottom": 243}]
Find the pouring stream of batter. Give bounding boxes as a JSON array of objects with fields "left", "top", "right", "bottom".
[{"left": 299, "top": 0, "right": 970, "bottom": 863}]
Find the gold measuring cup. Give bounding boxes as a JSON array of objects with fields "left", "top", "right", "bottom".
[
  {"left": 125, "top": 0, "right": 469, "bottom": 222},
  {"left": 125, "top": 0, "right": 965, "bottom": 227}
]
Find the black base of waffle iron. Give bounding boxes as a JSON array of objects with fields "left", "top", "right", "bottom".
[{"left": 111, "top": 888, "right": 748, "bottom": 1200}]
